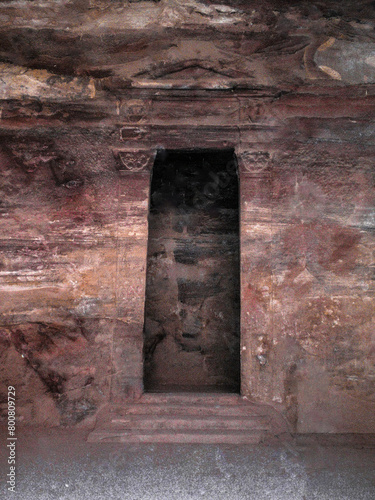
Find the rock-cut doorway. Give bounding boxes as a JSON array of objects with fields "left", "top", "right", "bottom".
[{"left": 143, "top": 149, "right": 240, "bottom": 393}]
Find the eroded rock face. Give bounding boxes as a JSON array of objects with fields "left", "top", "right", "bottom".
[
  {"left": 239, "top": 144, "right": 375, "bottom": 433},
  {"left": 1, "top": 0, "right": 375, "bottom": 93},
  {"left": 0, "top": 319, "right": 114, "bottom": 425}
]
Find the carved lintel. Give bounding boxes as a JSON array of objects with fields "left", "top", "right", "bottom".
[{"left": 113, "top": 149, "right": 156, "bottom": 173}]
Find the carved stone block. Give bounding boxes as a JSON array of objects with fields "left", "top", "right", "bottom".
[
  {"left": 237, "top": 150, "right": 273, "bottom": 176},
  {"left": 112, "top": 149, "right": 156, "bottom": 173}
]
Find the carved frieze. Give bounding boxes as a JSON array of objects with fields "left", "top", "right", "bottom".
[
  {"left": 238, "top": 100, "right": 269, "bottom": 124},
  {"left": 150, "top": 97, "right": 239, "bottom": 125},
  {"left": 119, "top": 99, "right": 151, "bottom": 123}
]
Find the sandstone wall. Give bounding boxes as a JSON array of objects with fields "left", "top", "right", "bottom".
[
  {"left": 240, "top": 141, "right": 375, "bottom": 433},
  {"left": 0, "top": 129, "right": 150, "bottom": 425}
]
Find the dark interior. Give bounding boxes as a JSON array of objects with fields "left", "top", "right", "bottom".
[{"left": 143, "top": 149, "right": 241, "bottom": 393}]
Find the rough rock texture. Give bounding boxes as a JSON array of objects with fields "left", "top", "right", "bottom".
[
  {"left": 240, "top": 143, "right": 375, "bottom": 433},
  {"left": 0, "top": 0, "right": 374, "bottom": 433}
]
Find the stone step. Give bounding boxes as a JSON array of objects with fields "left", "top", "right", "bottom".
[
  {"left": 138, "top": 393, "right": 242, "bottom": 406},
  {"left": 109, "top": 415, "right": 269, "bottom": 431},
  {"left": 110, "top": 404, "right": 268, "bottom": 418},
  {"left": 87, "top": 393, "right": 283, "bottom": 444},
  {"left": 88, "top": 429, "right": 266, "bottom": 444}
]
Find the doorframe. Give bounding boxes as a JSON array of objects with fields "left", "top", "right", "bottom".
[{"left": 141, "top": 147, "right": 243, "bottom": 394}]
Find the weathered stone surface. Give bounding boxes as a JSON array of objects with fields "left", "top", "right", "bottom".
[
  {"left": 0, "top": 319, "right": 113, "bottom": 425},
  {"left": 1, "top": 0, "right": 375, "bottom": 92},
  {"left": 0, "top": 63, "right": 96, "bottom": 100},
  {"left": 240, "top": 140, "right": 375, "bottom": 432},
  {"left": 0, "top": 137, "right": 150, "bottom": 424}
]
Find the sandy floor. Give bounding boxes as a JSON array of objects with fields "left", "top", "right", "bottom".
[{"left": 1, "top": 427, "right": 375, "bottom": 499}]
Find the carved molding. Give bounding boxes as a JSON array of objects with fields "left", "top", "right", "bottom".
[{"left": 113, "top": 149, "right": 156, "bottom": 173}]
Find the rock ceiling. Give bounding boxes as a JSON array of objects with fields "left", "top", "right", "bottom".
[{"left": 0, "top": 0, "right": 375, "bottom": 98}]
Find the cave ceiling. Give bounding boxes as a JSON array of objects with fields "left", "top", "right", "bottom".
[{"left": 0, "top": 0, "right": 375, "bottom": 97}]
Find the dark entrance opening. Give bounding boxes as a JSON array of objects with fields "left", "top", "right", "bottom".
[{"left": 143, "top": 149, "right": 240, "bottom": 393}]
